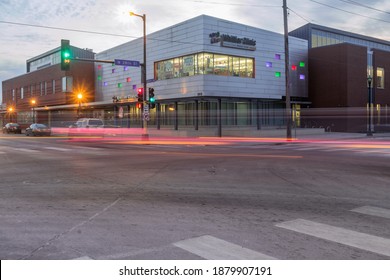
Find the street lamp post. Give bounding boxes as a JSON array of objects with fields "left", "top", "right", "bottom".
[
  {"left": 31, "top": 99, "right": 36, "bottom": 123},
  {"left": 130, "top": 12, "right": 148, "bottom": 140},
  {"left": 367, "top": 76, "right": 373, "bottom": 136},
  {"left": 77, "top": 93, "right": 83, "bottom": 118}
]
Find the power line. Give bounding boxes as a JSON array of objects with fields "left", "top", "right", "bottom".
[
  {"left": 310, "top": 0, "right": 390, "bottom": 24},
  {"left": 288, "top": 8, "right": 314, "bottom": 24},
  {"left": 189, "top": 0, "right": 280, "bottom": 8},
  {"left": 338, "top": 0, "right": 390, "bottom": 15},
  {"left": 0, "top": 20, "right": 137, "bottom": 39},
  {"left": 0, "top": 20, "right": 285, "bottom": 53}
]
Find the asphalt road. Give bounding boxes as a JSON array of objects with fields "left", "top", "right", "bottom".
[{"left": 1, "top": 133, "right": 390, "bottom": 260}]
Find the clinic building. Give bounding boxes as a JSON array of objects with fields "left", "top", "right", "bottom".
[{"left": 95, "top": 15, "right": 308, "bottom": 135}]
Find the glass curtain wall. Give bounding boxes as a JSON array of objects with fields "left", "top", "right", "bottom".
[{"left": 155, "top": 52, "right": 254, "bottom": 80}]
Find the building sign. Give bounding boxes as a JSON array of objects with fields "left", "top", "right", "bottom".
[{"left": 209, "top": 32, "right": 256, "bottom": 51}]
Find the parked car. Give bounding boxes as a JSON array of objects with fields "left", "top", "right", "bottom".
[
  {"left": 70, "top": 118, "right": 104, "bottom": 128},
  {"left": 25, "top": 123, "right": 51, "bottom": 136},
  {"left": 2, "top": 123, "right": 22, "bottom": 134}
]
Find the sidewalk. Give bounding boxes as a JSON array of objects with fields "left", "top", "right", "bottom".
[{"left": 293, "top": 131, "right": 390, "bottom": 141}]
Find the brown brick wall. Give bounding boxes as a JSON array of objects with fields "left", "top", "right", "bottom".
[{"left": 2, "top": 60, "right": 95, "bottom": 110}]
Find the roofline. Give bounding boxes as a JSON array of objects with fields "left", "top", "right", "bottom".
[{"left": 292, "top": 23, "right": 390, "bottom": 47}]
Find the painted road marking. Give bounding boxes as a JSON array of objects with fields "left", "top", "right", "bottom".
[
  {"left": 44, "top": 147, "right": 71, "bottom": 152},
  {"left": 173, "top": 235, "right": 276, "bottom": 260},
  {"left": 276, "top": 219, "right": 390, "bottom": 257},
  {"left": 295, "top": 147, "right": 322, "bottom": 151},
  {"left": 72, "top": 256, "right": 93, "bottom": 260},
  {"left": 11, "top": 148, "right": 38, "bottom": 153},
  {"left": 351, "top": 206, "right": 390, "bottom": 219}
]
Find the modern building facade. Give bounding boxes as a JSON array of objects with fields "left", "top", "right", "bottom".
[
  {"left": 289, "top": 23, "right": 390, "bottom": 51},
  {"left": 290, "top": 23, "right": 390, "bottom": 132},
  {"left": 2, "top": 15, "right": 308, "bottom": 135},
  {"left": 94, "top": 15, "right": 308, "bottom": 135}
]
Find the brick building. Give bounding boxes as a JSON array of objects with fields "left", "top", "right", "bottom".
[
  {"left": 1, "top": 45, "right": 95, "bottom": 127},
  {"left": 290, "top": 24, "right": 390, "bottom": 132}
]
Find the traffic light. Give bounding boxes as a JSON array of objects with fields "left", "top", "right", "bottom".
[
  {"left": 137, "top": 88, "right": 144, "bottom": 102},
  {"left": 61, "top": 39, "right": 71, "bottom": 71},
  {"left": 148, "top": 87, "right": 155, "bottom": 109}
]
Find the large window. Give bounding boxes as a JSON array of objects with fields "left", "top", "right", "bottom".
[
  {"left": 62, "top": 76, "right": 73, "bottom": 93},
  {"left": 155, "top": 52, "right": 254, "bottom": 80},
  {"left": 377, "top": 67, "right": 385, "bottom": 89}
]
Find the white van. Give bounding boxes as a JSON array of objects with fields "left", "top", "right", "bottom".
[{"left": 75, "top": 118, "right": 104, "bottom": 128}]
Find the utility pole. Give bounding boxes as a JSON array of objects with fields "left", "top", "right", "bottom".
[
  {"left": 283, "top": 0, "right": 292, "bottom": 140},
  {"left": 130, "top": 12, "right": 148, "bottom": 140}
]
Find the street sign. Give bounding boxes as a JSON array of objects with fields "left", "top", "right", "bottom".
[
  {"left": 114, "top": 59, "right": 140, "bottom": 67},
  {"left": 143, "top": 104, "right": 149, "bottom": 121},
  {"left": 143, "top": 104, "right": 149, "bottom": 113}
]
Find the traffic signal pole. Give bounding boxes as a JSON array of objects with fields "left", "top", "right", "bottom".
[
  {"left": 283, "top": 0, "right": 292, "bottom": 140},
  {"left": 61, "top": 28, "right": 149, "bottom": 140},
  {"left": 141, "top": 14, "right": 148, "bottom": 140}
]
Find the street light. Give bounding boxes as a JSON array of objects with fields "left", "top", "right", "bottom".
[
  {"left": 367, "top": 76, "right": 373, "bottom": 136},
  {"left": 8, "top": 107, "right": 14, "bottom": 123},
  {"left": 31, "top": 99, "right": 36, "bottom": 123},
  {"left": 130, "top": 11, "right": 148, "bottom": 140},
  {"left": 77, "top": 93, "right": 83, "bottom": 118}
]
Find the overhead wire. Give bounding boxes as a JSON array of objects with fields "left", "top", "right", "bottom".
[
  {"left": 188, "top": 0, "right": 280, "bottom": 8},
  {"left": 309, "top": 0, "right": 390, "bottom": 24},
  {"left": 1, "top": 1, "right": 390, "bottom": 52},
  {"left": 0, "top": 20, "right": 137, "bottom": 39},
  {"left": 338, "top": 0, "right": 390, "bottom": 15}
]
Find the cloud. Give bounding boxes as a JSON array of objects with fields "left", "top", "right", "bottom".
[{"left": 1, "top": 0, "right": 390, "bottom": 103}]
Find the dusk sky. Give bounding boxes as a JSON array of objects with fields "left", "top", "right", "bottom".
[{"left": 1, "top": 0, "right": 390, "bottom": 103}]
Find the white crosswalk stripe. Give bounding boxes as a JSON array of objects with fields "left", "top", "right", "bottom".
[
  {"left": 44, "top": 146, "right": 71, "bottom": 152},
  {"left": 276, "top": 218, "right": 390, "bottom": 257},
  {"left": 2, "top": 145, "right": 106, "bottom": 156},
  {"left": 11, "top": 148, "right": 39, "bottom": 153},
  {"left": 267, "top": 143, "right": 390, "bottom": 157},
  {"left": 351, "top": 206, "right": 390, "bottom": 219},
  {"left": 174, "top": 235, "right": 276, "bottom": 260}
]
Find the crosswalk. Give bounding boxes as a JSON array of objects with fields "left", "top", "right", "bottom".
[
  {"left": 172, "top": 205, "right": 390, "bottom": 259},
  {"left": 173, "top": 235, "right": 276, "bottom": 260},
  {"left": 0, "top": 145, "right": 107, "bottom": 156},
  {"left": 77, "top": 205, "right": 390, "bottom": 260},
  {"left": 276, "top": 218, "right": 390, "bottom": 257},
  {"left": 265, "top": 142, "right": 390, "bottom": 157}
]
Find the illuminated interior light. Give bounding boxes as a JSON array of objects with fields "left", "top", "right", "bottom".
[
  {"left": 266, "top": 62, "right": 272, "bottom": 68},
  {"left": 275, "top": 54, "right": 281, "bottom": 60},
  {"left": 300, "top": 74, "right": 305, "bottom": 80},
  {"left": 291, "top": 65, "right": 297, "bottom": 71},
  {"left": 275, "top": 72, "right": 281, "bottom": 77},
  {"left": 299, "top": 61, "right": 305, "bottom": 67}
]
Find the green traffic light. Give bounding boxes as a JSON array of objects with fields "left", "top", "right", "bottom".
[
  {"left": 149, "top": 97, "right": 155, "bottom": 103},
  {"left": 61, "top": 39, "right": 71, "bottom": 71}
]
